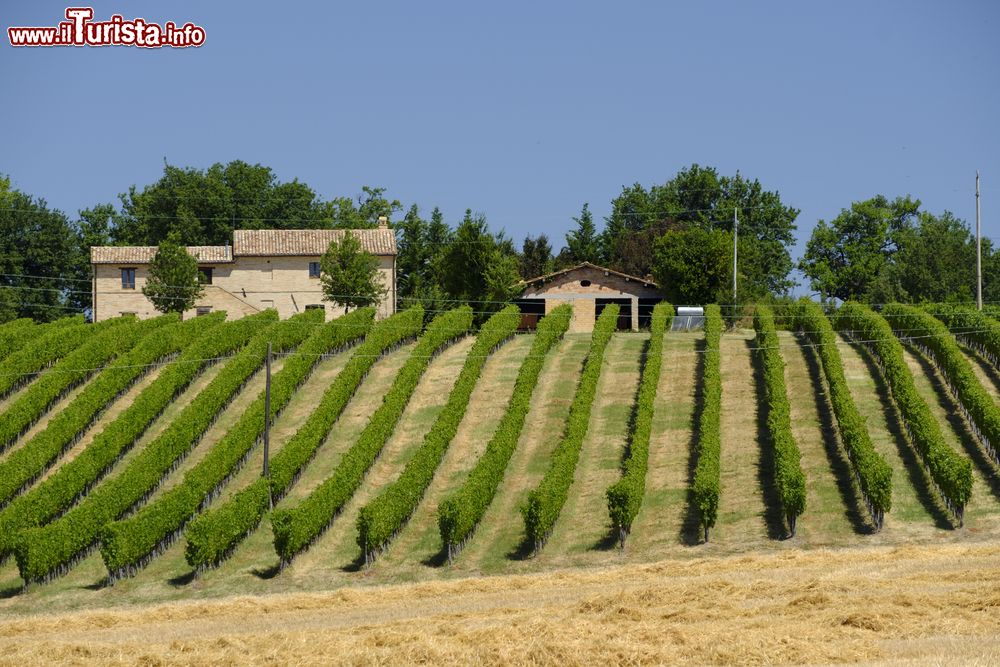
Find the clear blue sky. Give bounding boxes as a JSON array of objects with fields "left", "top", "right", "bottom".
[{"left": 2, "top": 1, "right": 998, "bottom": 292}]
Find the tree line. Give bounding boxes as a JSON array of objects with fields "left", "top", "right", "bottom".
[{"left": 1, "top": 161, "right": 996, "bottom": 322}]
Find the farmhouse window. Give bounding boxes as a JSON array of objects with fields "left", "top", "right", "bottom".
[
  {"left": 121, "top": 268, "right": 136, "bottom": 289},
  {"left": 580, "top": 279, "right": 592, "bottom": 287},
  {"left": 198, "top": 268, "right": 213, "bottom": 285},
  {"left": 308, "top": 262, "right": 321, "bottom": 278}
]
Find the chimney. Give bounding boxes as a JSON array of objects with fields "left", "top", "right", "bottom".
[{"left": 377, "top": 216, "right": 388, "bottom": 229}]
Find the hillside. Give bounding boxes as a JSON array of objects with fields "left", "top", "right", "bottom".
[{"left": 0, "top": 305, "right": 998, "bottom": 626}]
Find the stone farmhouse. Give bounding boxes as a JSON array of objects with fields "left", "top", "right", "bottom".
[
  {"left": 90, "top": 223, "right": 396, "bottom": 322},
  {"left": 517, "top": 262, "right": 662, "bottom": 333}
]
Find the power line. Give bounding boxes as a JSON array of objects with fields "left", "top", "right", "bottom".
[{"left": 0, "top": 325, "right": 995, "bottom": 383}]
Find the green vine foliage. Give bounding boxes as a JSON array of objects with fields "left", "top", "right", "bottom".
[
  {"left": 14, "top": 310, "right": 287, "bottom": 584},
  {"left": 692, "top": 304, "right": 722, "bottom": 541},
  {"left": 521, "top": 304, "right": 619, "bottom": 553},
  {"left": 882, "top": 303, "right": 1000, "bottom": 488},
  {"left": 933, "top": 304, "right": 1000, "bottom": 365},
  {"left": 98, "top": 308, "right": 370, "bottom": 581},
  {"left": 793, "top": 300, "right": 891, "bottom": 528},
  {"left": 270, "top": 307, "right": 474, "bottom": 567},
  {"left": 0, "top": 315, "right": 86, "bottom": 398},
  {"left": 0, "top": 313, "right": 225, "bottom": 507},
  {"left": 0, "top": 313, "right": 263, "bottom": 561},
  {"left": 356, "top": 305, "right": 521, "bottom": 563},
  {"left": 754, "top": 305, "right": 806, "bottom": 536},
  {"left": 183, "top": 307, "right": 423, "bottom": 571},
  {"left": 436, "top": 305, "right": 571, "bottom": 561},
  {"left": 605, "top": 303, "right": 673, "bottom": 545},
  {"left": 835, "top": 302, "right": 972, "bottom": 521}
]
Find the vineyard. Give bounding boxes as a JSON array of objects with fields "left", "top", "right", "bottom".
[{"left": 1, "top": 302, "right": 1000, "bottom": 615}]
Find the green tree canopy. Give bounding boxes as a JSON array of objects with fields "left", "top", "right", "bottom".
[
  {"left": 563, "top": 203, "right": 601, "bottom": 266},
  {"left": 602, "top": 164, "right": 799, "bottom": 291},
  {"left": 519, "top": 234, "right": 553, "bottom": 278},
  {"left": 320, "top": 232, "right": 387, "bottom": 312},
  {"left": 438, "top": 210, "right": 519, "bottom": 315},
  {"left": 326, "top": 186, "right": 402, "bottom": 230},
  {"left": 0, "top": 176, "right": 80, "bottom": 322},
  {"left": 115, "top": 161, "right": 332, "bottom": 246},
  {"left": 652, "top": 227, "right": 762, "bottom": 305},
  {"left": 141, "top": 233, "right": 204, "bottom": 316},
  {"left": 798, "top": 195, "right": 983, "bottom": 303}
]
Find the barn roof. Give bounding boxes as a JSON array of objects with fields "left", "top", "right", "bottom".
[{"left": 519, "top": 262, "right": 659, "bottom": 289}]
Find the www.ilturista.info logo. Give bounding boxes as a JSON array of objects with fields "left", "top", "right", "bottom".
[{"left": 8, "top": 7, "right": 205, "bottom": 48}]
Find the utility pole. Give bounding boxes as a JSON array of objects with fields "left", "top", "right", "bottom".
[
  {"left": 976, "top": 171, "right": 983, "bottom": 311},
  {"left": 732, "top": 207, "right": 739, "bottom": 304},
  {"left": 263, "top": 342, "right": 272, "bottom": 508}
]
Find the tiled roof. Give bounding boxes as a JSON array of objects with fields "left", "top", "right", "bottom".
[
  {"left": 90, "top": 228, "right": 397, "bottom": 264},
  {"left": 232, "top": 228, "right": 397, "bottom": 256},
  {"left": 90, "top": 245, "right": 233, "bottom": 264},
  {"left": 520, "top": 262, "right": 659, "bottom": 288}
]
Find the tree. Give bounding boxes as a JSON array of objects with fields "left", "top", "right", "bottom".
[
  {"left": 564, "top": 203, "right": 601, "bottom": 265},
  {"left": 0, "top": 175, "right": 80, "bottom": 321},
  {"left": 326, "top": 186, "right": 402, "bottom": 230},
  {"left": 878, "top": 211, "right": 978, "bottom": 303},
  {"left": 68, "top": 204, "right": 116, "bottom": 313},
  {"left": 320, "top": 232, "right": 386, "bottom": 311},
  {"left": 602, "top": 165, "right": 799, "bottom": 292},
  {"left": 439, "top": 210, "right": 496, "bottom": 302},
  {"left": 115, "top": 161, "right": 333, "bottom": 246},
  {"left": 437, "top": 209, "right": 520, "bottom": 317},
  {"left": 652, "top": 228, "right": 761, "bottom": 305},
  {"left": 520, "top": 235, "right": 553, "bottom": 278},
  {"left": 396, "top": 204, "right": 431, "bottom": 297},
  {"left": 485, "top": 250, "right": 523, "bottom": 304},
  {"left": 799, "top": 195, "right": 920, "bottom": 302},
  {"left": 142, "top": 233, "right": 204, "bottom": 317}
]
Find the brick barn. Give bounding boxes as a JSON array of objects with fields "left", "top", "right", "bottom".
[{"left": 517, "top": 262, "right": 663, "bottom": 333}]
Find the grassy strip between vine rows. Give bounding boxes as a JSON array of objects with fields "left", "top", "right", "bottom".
[
  {"left": 835, "top": 302, "right": 972, "bottom": 523},
  {"left": 793, "top": 300, "right": 892, "bottom": 529},
  {"left": 98, "top": 308, "right": 372, "bottom": 581},
  {"left": 521, "top": 304, "right": 619, "bottom": 554},
  {"left": 0, "top": 313, "right": 215, "bottom": 506},
  {"left": 754, "top": 305, "right": 807, "bottom": 536},
  {"left": 933, "top": 304, "right": 1000, "bottom": 368},
  {"left": 437, "top": 305, "right": 571, "bottom": 561},
  {"left": 184, "top": 307, "right": 423, "bottom": 570},
  {"left": 356, "top": 305, "right": 521, "bottom": 564},
  {"left": 270, "top": 306, "right": 473, "bottom": 568},
  {"left": 692, "top": 304, "right": 722, "bottom": 542},
  {"left": 0, "top": 313, "right": 253, "bottom": 560},
  {"left": 882, "top": 304, "right": 1000, "bottom": 470},
  {"left": 605, "top": 302, "right": 673, "bottom": 546},
  {"left": 13, "top": 310, "right": 286, "bottom": 585},
  {"left": 0, "top": 315, "right": 88, "bottom": 398},
  {"left": 0, "top": 315, "right": 167, "bottom": 455}
]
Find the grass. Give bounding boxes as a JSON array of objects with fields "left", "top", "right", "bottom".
[
  {"left": 453, "top": 334, "right": 590, "bottom": 574},
  {"left": 3, "top": 542, "right": 999, "bottom": 666},
  {"left": 539, "top": 333, "right": 644, "bottom": 561},
  {"left": 373, "top": 333, "right": 534, "bottom": 572},
  {"left": 1, "top": 326, "right": 1000, "bottom": 637},
  {"left": 629, "top": 331, "right": 702, "bottom": 550}
]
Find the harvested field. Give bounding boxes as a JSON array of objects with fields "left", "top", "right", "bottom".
[{"left": 2, "top": 542, "right": 998, "bottom": 666}]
